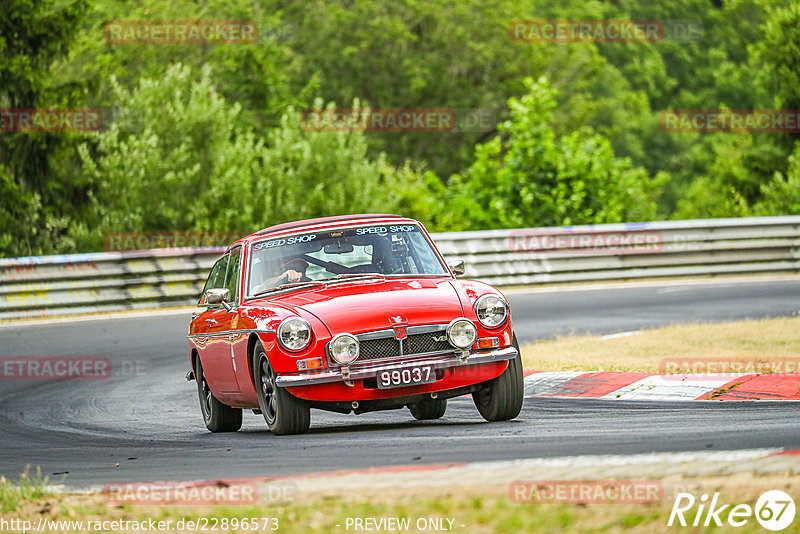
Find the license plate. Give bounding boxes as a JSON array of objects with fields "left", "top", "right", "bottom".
[{"left": 377, "top": 365, "right": 436, "bottom": 389}]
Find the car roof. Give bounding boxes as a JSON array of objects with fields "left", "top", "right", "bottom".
[
  {"left": 255, "top": 214, "right": 413, "bottom": 235},
  {"left": 227, "top": 214, "right": 420, "bottom": 249},
  {"left": 223, "top": 214, "right": 422, "bottom": 251},
  {"left": 255, "top": 213, "right": 410, "bottom": 235}
]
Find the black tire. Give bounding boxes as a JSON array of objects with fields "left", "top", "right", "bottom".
[
  {"left": 473, "top": 334, "right": 524, "bottom": 422},
  {"left": 409, "top": 397, "right": 447, "bottom": 420},
  {"left": 253, "top": 344, "right": 311, "bottom": 435},
  {"left": 195, "top": 355, "right": 242, "bottom": 432}
]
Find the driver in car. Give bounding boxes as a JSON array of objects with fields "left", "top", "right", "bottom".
[{"left": 253, "top": 257, "right": 310, "bottom": 293}]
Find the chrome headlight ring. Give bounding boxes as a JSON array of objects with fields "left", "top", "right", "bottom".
[
  {"left": 446, "top": 318, "right": 478, "bottom": 350},
  {"left": 328, "top": 333, "right": 360, "bottom": 365},
  {"left": 474, "top": 294, "right": 509, "bottom": 329},
  {"left": 277, "top": 317, "right": 312, "bottom": 352}
]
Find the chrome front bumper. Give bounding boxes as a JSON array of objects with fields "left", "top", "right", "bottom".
[{"left": 274, "top": 346, "right": 518, "bottom": 387}]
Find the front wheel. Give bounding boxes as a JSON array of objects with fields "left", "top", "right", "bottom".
[
  {"left": 253, "top": 344, "right": 310, "bottom": 435},
  {"left": 409, "top": 397, "right": 447, "bottom": 420},
  {"left": 473, "top": 335, "right": 524, "bottom": 422},
  {"left": 195, "top": 355, "right": 242, "bottom": 432}
]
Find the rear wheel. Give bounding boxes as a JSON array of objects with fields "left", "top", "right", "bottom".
[
  {"left": 195, "top": 355, "right": 242, "bottom": 432},
  {"left": 473, "top": 335, "right": 524, "bottom": 422},
  {"left": 253, "top": 344, "right": 311, "bottom": 435},
  {"left": 409, "top": 397, "right": 447, "bottom": 420}
]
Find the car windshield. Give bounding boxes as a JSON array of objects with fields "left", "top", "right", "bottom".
[{"left": 247, "top": 224, "right": 448, "bottom": 296}]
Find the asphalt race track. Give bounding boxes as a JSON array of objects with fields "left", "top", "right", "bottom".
[
  {"left": 509, "top": 276, "right": 800, "bottom": 341},
  {"left": 1, "top": 277, "right": 798, "bottom": 488}
]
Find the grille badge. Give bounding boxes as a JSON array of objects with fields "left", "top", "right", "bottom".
[{"left": 394, "top": 326, "right": 408, "bottom": 340}]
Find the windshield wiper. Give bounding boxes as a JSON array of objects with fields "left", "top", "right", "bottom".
[
  {"left": 322, "top": 273, "right": 386, "bottom": 285},
  {"left": 251, "top": 281, "right": 326, "bottom": 297},
  {"left": 253, "top": 274, "right": 386, "bottom": 296}
]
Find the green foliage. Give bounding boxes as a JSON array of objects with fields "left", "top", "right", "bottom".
[
  {"left": 755, "top": 143, "right": 800, "bottom": 215},
  {"left": 77, "top": 65, "right": 437, "bottom": 247},
  {"left": 751, "top": 2, "right": 800, "bottom": 110},
  {"left": 281, "top": 0, "right": 661, "bottom": 182},
  {"left": 0, "top": 0, "right": 89, "bottom": 256},
  {"left": 443, "top": 78, "right": 662, "bottom": 230},
  {"left": 0, "top": 467, "right": 50, "bottom": 513},
  {"left": 2, "top": 0, "right": 800, "bottom": 257},
  {"left": 68, "top": 0, "right": 307, "bottom": 130}
]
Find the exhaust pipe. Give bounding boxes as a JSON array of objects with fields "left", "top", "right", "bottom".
[{"left": 351, "top": 401, "right": 359, "bottom": 410}]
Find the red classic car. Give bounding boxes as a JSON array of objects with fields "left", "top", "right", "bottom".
[{"left": 187, "top": 214, "right": 523, "bottom": 434}]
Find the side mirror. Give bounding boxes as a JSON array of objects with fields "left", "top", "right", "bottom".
[
  {"left": 205, "top": 288, "right": 233, "bottom": 311},
  {"left": 447, "top": 259, "right": 466, "bottom": 277}
]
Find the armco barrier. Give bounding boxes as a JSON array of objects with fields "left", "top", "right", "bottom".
[
  {"left": 0, "top": 249, "right": 222, "bottom": 320},
  {"left": 1, "top": 216, "right": 799, "bottom": 320}
]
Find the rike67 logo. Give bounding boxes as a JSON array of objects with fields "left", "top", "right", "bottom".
[{"left": 669, "top": 490, "right": 796, "bottom": 531}]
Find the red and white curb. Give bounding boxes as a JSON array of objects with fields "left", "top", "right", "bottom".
[{"left": 522, "top": 371, "right": 800, "bottom": 401}]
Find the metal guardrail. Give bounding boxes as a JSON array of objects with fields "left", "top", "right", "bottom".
[{"left": 1, "top": 216, "right": 799, "bottom": 320}]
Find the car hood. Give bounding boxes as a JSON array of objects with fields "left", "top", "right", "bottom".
[{"left": 274, "top": 278, "right": 465, "bottom": 335}]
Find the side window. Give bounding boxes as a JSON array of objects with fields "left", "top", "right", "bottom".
[
  {"left": 200, "top": 255, "right": 229, "bottom": 305},
  {"left": 223, "top": 247, "right": 242, "bottom": 304}
]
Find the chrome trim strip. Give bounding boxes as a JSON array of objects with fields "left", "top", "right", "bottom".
[
  {"left": 407, "top": 323, "right": 448, "bottom": 335},
  {"left": 356, "top": 329, "right": 395, "bottom": 341},
  {"left": 275, "top": 346, "right": 518, "bottom": 387},
  {"left": 333, "top": 349, "right": 456, "bottom": 368},
  {"left": 188, "top": 328, "right": 275, "bottom": 339}
]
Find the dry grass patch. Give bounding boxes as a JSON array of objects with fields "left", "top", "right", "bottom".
[
  {"left": 520, "top": 317, "right": 800, "bottom": 373},
  {"left": 2, "top": 475, "right": 798, "bottom": 533}
]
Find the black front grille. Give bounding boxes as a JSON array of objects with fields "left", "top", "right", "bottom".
[
  {"left": 359, "top": 337, "right": 402, "bottom": 361},
  {"left": 357, "top": 332, "right": 452, "bottom": 362},
  {"left": 405, "top": 334, "right": 451, "bottom": 355}
]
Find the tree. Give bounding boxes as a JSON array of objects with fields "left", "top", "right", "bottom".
[
  {"left": 76, "top": 64, "right": 438, "bottom": 249},
  {"left": 0, "top": 0, "right": 88, "bottom": 256},
  {"left": 443, "top": 78, "right": 663, "bottom": 230},
  {"left": 751, "top": 2, "right": 800, "bottom": 112},
  {"left": 755, "top": 143, "right": 800, "bottom": 215}
]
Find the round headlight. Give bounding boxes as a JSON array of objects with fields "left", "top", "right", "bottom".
[
  {"left": 447, "top": 318, "right": 477, "bottom": 349},
  {"left": 329, "top": 333, "right": 360, "bottom": 365},
  {"left": 277, "top": 317, "right": 312, "bottom": 352},
  {"left": 475, "top": 294, "right": 509, "bottom": 328}
]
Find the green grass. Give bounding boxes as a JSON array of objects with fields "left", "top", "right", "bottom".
[
  {"left": 0, "top": 467, "right": 50, "bottom": 513},
  {"left": 3, "top": 476, "right": 796, "bottom": 533}
]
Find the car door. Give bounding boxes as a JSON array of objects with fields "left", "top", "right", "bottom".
[
  {"left": 219, "top": 246, "right": 249, "bottom": 393},
  {"left": 197, "top": 251, "right": 241, "bottom": 394}
]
